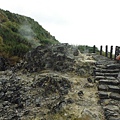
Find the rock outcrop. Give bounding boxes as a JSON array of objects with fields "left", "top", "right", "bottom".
[
  {"left": 16, "top": 43, "right": 95, "bottom": 77},
  {"left": 22, "top": 43, "right": 78, "bottom": 72}
]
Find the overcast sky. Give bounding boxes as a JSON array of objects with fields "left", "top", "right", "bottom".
[{"left": 0, "top": 0, "right": 120, "bottom": 50}]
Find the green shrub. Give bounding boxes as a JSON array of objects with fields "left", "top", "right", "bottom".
[{"left": 3, "top": 21, "right": 19, "bottom": 32}]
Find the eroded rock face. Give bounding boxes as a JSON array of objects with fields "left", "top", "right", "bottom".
[
  {"left": 15, "top": 43, "right": 95, "bottom": 77},
  {"left": 21, "top": 43, "right": 79, "bottom": 72}
]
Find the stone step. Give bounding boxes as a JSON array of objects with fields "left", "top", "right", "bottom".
[
  {"left": 98, "top": 91, "right": 110, "bottom": 99},
  {"left": 95, "top": 72, "right": 118, "bottom": 77},
  {"left": 104, "top": 110, "right": 120, "bottom": 118},
  {"left": 95, "top": 59, "right": 115, "bottom": 65},
  {"left": 98, "top": 85, "right": 108, "bottom": 91},
  {"left": 106, "top": 64, "right": 120, "bottom": 69},
  {"left": 108, "top": 85, "right": 120, "bottom": 93},
  {"left": 103, "top": 105, "right": 120, "bottom": 120},
  {"left": 95, "top": 60, "right": 109, "bottom": 64},
  {"left": 98, "top": 91, "right": 120, "bottom": 100},
  {"left": 95, "top": 68, "right": 120, "bottom": 73},
  {"left": 94, "top": 57, "right": 120, "bottom": 120},
  {"left": 98, "top": 85, "right": 120, "bottom": 93},
  {"left": 99, "top": 99, "right": 120, "bottom": 106},
  {"left": 95, "top": 64, "right": 106, "bottom": 68},
  {"left": 95, "top": 76, "right": 116, "bottom": 81},
  {"left": 99, "top": 79, "right": 120, "bottom": 85},
  {"left": 108, "top": 117, "right": 120, "bottom": 120},
  {"left": 103, "top": 105, "right": 119, "bottom": 112},
  {"left": 110, "top": 93, "right": 120, "bottom": 100}
]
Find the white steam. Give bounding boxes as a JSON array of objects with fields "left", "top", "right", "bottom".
[{"left": 18, "top": 22, "right": 41, "bottom": 48}]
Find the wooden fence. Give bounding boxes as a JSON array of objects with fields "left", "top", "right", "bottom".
[{"left": 93, "top": 45, "right": 120, "bottom": 60}]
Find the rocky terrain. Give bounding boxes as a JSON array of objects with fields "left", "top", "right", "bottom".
[
  {"left": 0, "top": 43, "right": 119, "bottom": 120},
  {"left": 1, "top": 8, "right": 119, "bottom": 120}
]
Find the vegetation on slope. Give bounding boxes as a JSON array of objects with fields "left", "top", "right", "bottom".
[{"left": 0, "top": 9, "right": 59, "bottom": 64}]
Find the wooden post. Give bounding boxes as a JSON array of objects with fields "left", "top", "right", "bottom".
[
  {"left": 93, "top": 45, "right": 95, "bottom": 53},
  {"left": 110, "top": 46, "right": 113, "bottom": 59},
  {"left": 100, "top": 45, "right": 102, "bottom": 55},
  {"left": 118, "top": 47, "right": 120, "bottom": 63},
  {"left": 105, "top": 45, "right": 108, "bottom": 57},
  {"left": 114, "top": 46, "right": 118, "bottom": 60}
]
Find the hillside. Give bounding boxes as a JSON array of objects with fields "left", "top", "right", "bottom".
[{"left": 0, "top": 9, "right": 59, "bottom": 64}]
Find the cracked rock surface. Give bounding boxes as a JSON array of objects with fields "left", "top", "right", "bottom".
[{"left": 0, "top": 44, "right": 105, "bottom": 120}]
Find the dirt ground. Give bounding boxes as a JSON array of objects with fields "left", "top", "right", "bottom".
[{"left": 15, "top": 69, "right": 105, "bottom": 120}]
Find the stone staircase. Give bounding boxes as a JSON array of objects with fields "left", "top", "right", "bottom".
[{"left": 93, "top": 55, "right": 120, "bottom": 120}]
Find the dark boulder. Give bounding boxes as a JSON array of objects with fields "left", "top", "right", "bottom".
[
  {"left": 21, "top": 43, "right": 80, "bottom": 72},
  {"left": 0, "top": 57, "right": 6, "bottom": 71}
]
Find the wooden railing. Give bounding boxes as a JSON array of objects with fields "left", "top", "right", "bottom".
[{"left": 93, "top": 45, "right": 120, "bottom": 60}]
